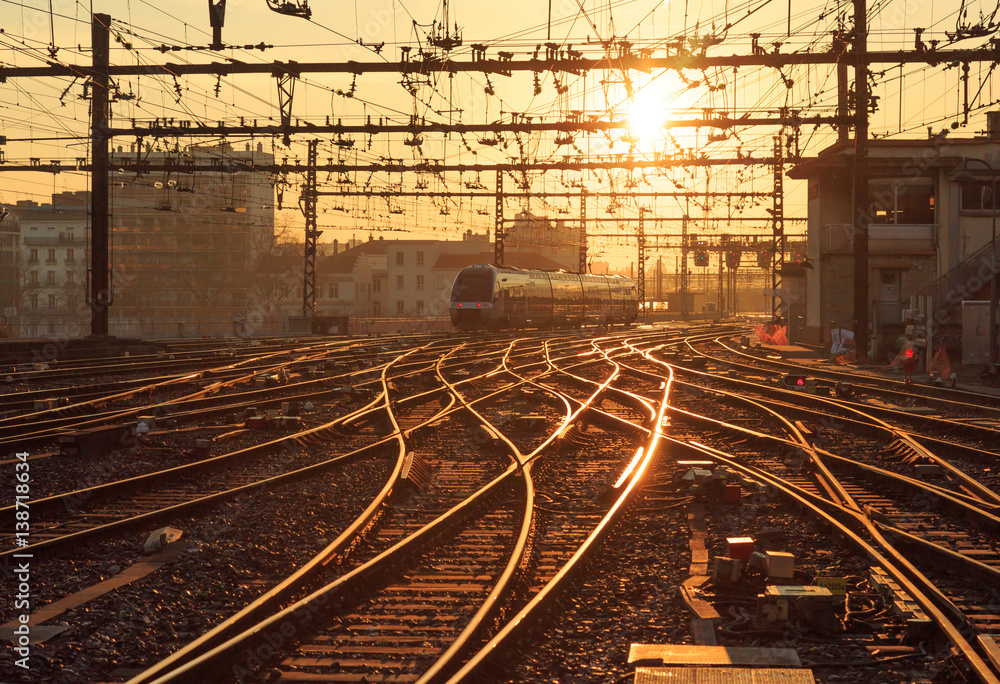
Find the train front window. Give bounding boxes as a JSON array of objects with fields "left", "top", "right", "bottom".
[{"left": 453, "top": 273, "right": 493, "bottom": 301}]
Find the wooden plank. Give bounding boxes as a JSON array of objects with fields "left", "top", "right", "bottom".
[
  {"left": 680, "top": 577, "right": 720, "bottom": 621},
  {"left": 628, "top": 644, "right": 801, "bottom": 667},
  {"left": 635, "top": 667, "right": 815, "bottom": 684},
  {"left": 1, "top": 542, "right": 187, "bottom": 637},
  {"left": 294, "top": 645, "right": 440, "bottom": 655},
  {"left": 276, "top": 672, "right": 419, "bottom": 682}
]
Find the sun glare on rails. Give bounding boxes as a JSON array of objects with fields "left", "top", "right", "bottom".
[{"left": 613, "top": 447, "right": 645, "bottom": 489}]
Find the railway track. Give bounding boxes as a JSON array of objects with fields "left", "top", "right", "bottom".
[
  {"left": 635, "top": 333, "right": 1000, "bottom": 683},
  {"left": 115, "top": 333, "right": 667, "bottom": 683},
  {"left": 9, "top": 324, "right": 1000, "bottom": 684}
]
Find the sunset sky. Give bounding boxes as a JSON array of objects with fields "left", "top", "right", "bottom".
[{"left": 1, "top": 0, "right": 996, "bottom": 265}]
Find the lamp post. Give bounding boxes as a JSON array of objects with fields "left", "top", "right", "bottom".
[{"left": 953, "top": 158, "right": 998, "bottom": 374}]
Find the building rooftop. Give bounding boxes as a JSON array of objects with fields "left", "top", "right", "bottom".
[
  {"left": 432, "top": 251, "right": 569, "bottom": 271},
  {"left": 787, "top": 135, "right": 997, "bottom": 179}
]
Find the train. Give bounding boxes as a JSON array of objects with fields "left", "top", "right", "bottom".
[{"left": 450, "top": 264, "right": 639, "bottom": 330}]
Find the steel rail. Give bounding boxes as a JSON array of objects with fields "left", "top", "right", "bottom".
[
  {"left": 641, "top": 358, "right": 1000, "bottom": 681},
  {"left": 445, "top": 337, "right": 671, "bottom": 683},
  {"left": 0, "top": 377, "right": 395, "bottom": 560},
  {"left": 673, "top": 345, "right": 1000, "bottom": 507},
  {"left": 143, "top": 337, "right": 572, "bottom": 682},
  {"left": 420, "top": 335, "right": 647, "bottom": 681},
  {"left": 678, "top": 437, "right": 1000, "bottom": 684},
  {"left": 127, "top": 344, "right": 470, "bottom": 683},
  {"left": 0, "top": 345, "right": 340, "bottom": 444},
  {"left": 711, "top": 336, "right": 1000, "bottom": 411}
]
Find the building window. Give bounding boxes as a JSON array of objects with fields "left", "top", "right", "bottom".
[
  {"left": 416, "top": 275, "right": 424, "bottom": 289},
  {"left": 372, "top": 301, "right": 381, "bottom": 316},
  {"left": 66, "top": 249, "right": 75, "bottom": 263},
  {"left": 396, "top": 275, "right": 404, "bottom": 289},
  {"left": 396, "top": 251, "right": 404, "bottom": 266},
  {"left": 373, "top": 279, "right": 381, "bottom": 292},
  {"left": 47, "top": 294, "right": 57, "bottom": 309},
  {"left": 416, "top": 300, "right": 424, "bottom": 314},
  {"left": 28, "top": 248, "right": 38, "bottom": 264},
  {"left": 961, "top": 180, "right": 997, "bottom": 212},
  {"left": 396, "top": 300, "right": 405, "bottom": 314},
  {"left": 47, "top": 271, "right": 56, "bottom": 285},
  {"left": 329, "top": 283, "right": 339, "bottom": 298},
  {"left": 870, "top": 181, "right": 935, "bottom": 224},
  {"left": 416, "top": 251, "right": 424, "bottom": 265},
  {"left": 30, "top": 271, "right": 38, "bottom": 285},
  {"left": 66, "top": 271, "right": 74, "bottom": 285},
  {"left": 47, "top": 248, "right": 56, "bottom": 264},
  {"left": 29, "top": 294, "right": 38, "bottom": 310}
]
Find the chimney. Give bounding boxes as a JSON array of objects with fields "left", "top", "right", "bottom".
[
  {"left": 988, "top": 112, "right": 1000, "bottom": 140},
  {"left": 257, "top": 142, "right": 263, "bottom": 153},
  {"left": 245, "top": 143, "right": 251, "bottom": 152},
  {"left": 333, "top": 239, "right": 338, "bottom": 254}
]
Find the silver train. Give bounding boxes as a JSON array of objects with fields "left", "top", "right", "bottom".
[{"left": 450, "top": 264, "right": 639, "bottom": 330}]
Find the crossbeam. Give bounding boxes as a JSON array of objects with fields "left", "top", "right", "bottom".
[{"left": 3, "top": 46, "right": 997, "bottom": 80}]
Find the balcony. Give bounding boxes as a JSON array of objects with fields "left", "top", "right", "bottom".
[
  {"left": 820, "top": 223, "right": 937, "bottom": 255},
  {"left": 23, "top": 233, "right": 85, "bottom": 245}
]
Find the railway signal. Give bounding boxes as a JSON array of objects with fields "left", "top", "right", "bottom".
[
  {"left": 782, "top": 374, "right": 808, "bottom": 391},
  {"left": 694, "top": 239, "right": 709, "bottom": 266}
]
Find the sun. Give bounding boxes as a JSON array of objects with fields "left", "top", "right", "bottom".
[{"left": 626, "top": 89, "right": 666, "bottom": 141}]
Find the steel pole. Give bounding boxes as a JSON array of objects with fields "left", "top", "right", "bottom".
[{"left": 991, "top": 164, "right": 997, "bottom": 373}]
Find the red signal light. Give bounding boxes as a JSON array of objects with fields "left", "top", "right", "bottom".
[
  {"left": 477, "top": 303, "right": 481, "bottom": 307},
  {"left": 796, "top": 378, "right": 805, "bottom": 386},
  {"left": 904, "top": 348, "right": 913, "bottom": 358},
  {"left": 458, "top": 303, "right": 463, "bottom": 307}
]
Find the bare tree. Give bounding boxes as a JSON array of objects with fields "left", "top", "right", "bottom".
[{"left": 246, "top": 217, "right": 301, "bottom": 334}]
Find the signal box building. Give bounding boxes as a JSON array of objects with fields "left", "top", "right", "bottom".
[{"left": 788, "top": 129, "right": 1000, "bottom": 360}]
